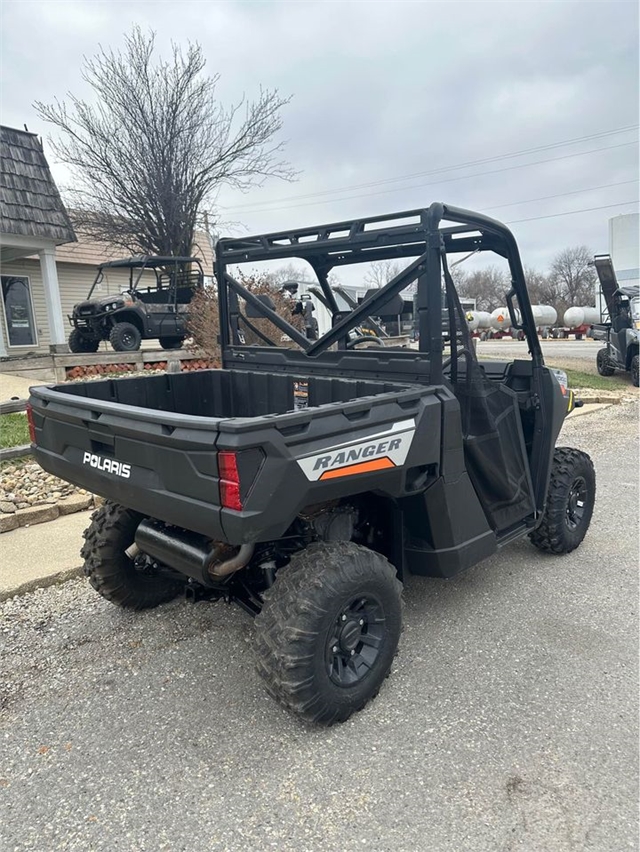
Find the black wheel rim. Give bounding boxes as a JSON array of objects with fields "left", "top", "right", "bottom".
[
  {"left": 566, "top": 475, "right": 587, "bottom": 530},
  {"left": 122, "top": 331, "right": 135, "bottom": 348},
  {"left": 326, "top": 595, "right": 385, "bottom": 687}
]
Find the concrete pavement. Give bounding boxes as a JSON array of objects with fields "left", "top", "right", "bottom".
[
  {"left": 0, "top": 509, "right": 91, "bottom": 601},
  {"left": 0, "top": 372, "right": 38, "bottom": 400}
]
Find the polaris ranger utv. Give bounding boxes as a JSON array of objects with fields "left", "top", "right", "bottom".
[
  {"left": 29, "top": 203, "right": 595, "bottom": 725},
  {"left": 68, "top": 255, "right": 204, "bottom": 353}
]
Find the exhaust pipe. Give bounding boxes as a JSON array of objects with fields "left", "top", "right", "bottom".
[{"left": 134, "top": 519, "right": 254, "bottom": 586}]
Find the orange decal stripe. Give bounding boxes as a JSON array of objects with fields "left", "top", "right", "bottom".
[{"left": 319, "top": 457, "right": 395, "bottom": 480}]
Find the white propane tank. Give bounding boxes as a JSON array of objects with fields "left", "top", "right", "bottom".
[
  {"left": 531, "top": 305, "right": 557, "bottom": 327},
  {"left": 563, "top": 306, "right": 600, "bottom": 329},
  {"left": 490, "top": 307, "right": 512, "bottom": 330},
  {"left": 465, "top": 310, "right": 492, "bottom": 332},
  {"left": 476, "top": 310, "right": 492, "bottom": 329}
]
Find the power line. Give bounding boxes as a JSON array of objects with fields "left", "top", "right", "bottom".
[
  {"left": 226, "top": 140, "right": 639, "bottom": 215},
  {"left": 505, "top": 200, "right": 638, "bottom": 225},
  {"left": 225, "top": 124, "right": 639, "bottom": 211},
  {"left": 484, "top": 179, "right": 638, "bottom": 212}
]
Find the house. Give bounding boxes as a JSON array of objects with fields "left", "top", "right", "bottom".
[
  {"left": 1, "top": 230, "right": 215, "bottom": 358},
  {"left": 1, "top": 125, "right": 214, "bottom": 358},
  {"left": 0, "top": 125, "right": 77, "bottom": 357}
]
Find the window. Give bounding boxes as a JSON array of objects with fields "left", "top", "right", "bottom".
[{"left": 1, "top": 275, "right": 38, "bottom": 346}]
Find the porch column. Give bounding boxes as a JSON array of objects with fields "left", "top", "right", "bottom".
[
  {"left": 39, "top": 246, "right": 67, "bottom": 352},
  {"left": 0, "top": 268, "right": 6, "bottom": 357}
]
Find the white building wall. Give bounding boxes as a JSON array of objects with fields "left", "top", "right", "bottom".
[
  {"left": 595, "top": 213, "right": 640, "bottom": 318},
  {"left": 609, "top": 213, "right": 640, "bottom": 285}
]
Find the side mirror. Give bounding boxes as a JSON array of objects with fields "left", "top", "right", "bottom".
[{"left": 245, "top": 293, "right": 276, "bottom": 318}]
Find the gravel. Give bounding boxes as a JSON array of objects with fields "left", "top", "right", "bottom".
[
  {"left": 0, "top": 401, "right": 638, "bottom": 852},
  {"left": 0, "top": 460, "right": 88, "bottom": 514}
]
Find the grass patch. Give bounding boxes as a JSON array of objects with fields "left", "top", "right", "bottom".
[
  {"left": 565, "top": 369, "right": 630, "bottom": 391},
  {"left": 0, "top": 413, "right": 30, "bottom": 449}
]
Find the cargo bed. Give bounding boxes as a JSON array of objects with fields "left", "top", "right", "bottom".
[{"left": 29, "top": 369, "right": 438, "bottom": 543}]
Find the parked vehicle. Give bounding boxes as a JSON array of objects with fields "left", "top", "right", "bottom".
[
  {"left": 592, "top": 254, "right": 640, "bottom": 386},
  {"left": 68, "top": 256, "right": 204, "bottom": 353},
  {"left": 29, "top": 203, "right": 594, "bottom": 725}
]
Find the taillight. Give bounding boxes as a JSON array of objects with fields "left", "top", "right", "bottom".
[
  {"left": 26, "top": 403, "right": 36, "bottom": 444},
  {"left": 218, "top": 450, "right": 243, "bottom": 511}
]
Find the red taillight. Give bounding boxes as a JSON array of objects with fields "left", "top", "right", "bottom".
[
  {"left": 26, "top": 403, "right": 36, "bottom": 444},
  {"left": 218, "top": 451, "right": 243, "bottom": 511}
]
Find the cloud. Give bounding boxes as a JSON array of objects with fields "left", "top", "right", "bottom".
[{"left": 1, "top": 0, "right": 637, "bottom": 277}]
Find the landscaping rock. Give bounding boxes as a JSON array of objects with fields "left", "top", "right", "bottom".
[
  {"left": 0, "top": 459, "right": 84, "bottom": 515},
  {"left": 0, "top": 514, "right": 19, "bottom": 533},
  {"left": 0, "top": 501, "right": 17, "bottom": 513},
  {"left": 16, "top": 505, "right": 59, "bottom": 527},
  {"left": 58, "top": 494, "right": 93, "bottom": 515}
]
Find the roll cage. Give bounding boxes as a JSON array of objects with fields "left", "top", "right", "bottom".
[
  {"left": 215, "top": 202, "right": 543, "bottom": 379},
  {"left": 86, "top": 256, "right": 205, "bottom": 300}
]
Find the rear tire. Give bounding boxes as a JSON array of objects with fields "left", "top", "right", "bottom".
[
  {"left": 81, "top": 502, "right": 183, "bottom": 609},
  {"left": 110, "top": 322, "right": 141, "bottom": 352},
  {"left": 596, "top": 348, "right": 615, "bottom": 377},
  {"left": 254, "top": 542, "right": 403, "bottom": 725},
  {"left": 631, "top": 354, "right": 639, "bottom": 387},
  {"left": 68, "top": 329, "right": 99, "bottom": 353},
  {"left": 530, "top": 448, "right": 595, "bottom": 554},
  {"left": 159, "top": 336, "right": 183, "bottom": 350}
]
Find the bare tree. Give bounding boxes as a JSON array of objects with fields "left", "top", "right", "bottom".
[
  {"left": 364, "top": 260, "right": 402, "bottom": 288},
  {"left": 456, "top": 266, "right": 509, "bottom": 312},
  {"left": 548, "top": 246, "right": 597, "bottom": 310},
  {"left": 523, "top": 267, "right": 556, "bottom": 306},
  {"left": 268, "top": 263, "right": 314, "bottom": 286},
  {"left": 187, "top": 271, "right": 304, "bottom": 359},
  {"left": 35, "top": 27, "right": 296, "bottom": 256}
]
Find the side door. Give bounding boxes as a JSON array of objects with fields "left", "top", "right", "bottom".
[
  {"left": 148, "top": 270, "right": 180, "bottom": 339},
  {"left": 444, "top": 274, "right": 536, "bottom": 533}
]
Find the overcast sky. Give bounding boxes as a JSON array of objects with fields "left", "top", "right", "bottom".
[{"left": 1, "top": 0, "right": 638, "bottom": 278}]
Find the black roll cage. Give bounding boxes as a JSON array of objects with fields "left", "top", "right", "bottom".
[
  {"left": 215, "top": 202, "right": 543, "bottom": 377},
  {"left": 86, "top": 256, "right": 205, "bottom": 300}
]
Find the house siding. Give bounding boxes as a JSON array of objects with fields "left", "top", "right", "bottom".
[{"left": 0, "top": 259, "right": 142, "bottom": 355}]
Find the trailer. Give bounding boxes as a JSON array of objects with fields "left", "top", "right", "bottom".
[{"left": 552, "top": 306, "right": 600, "bottom": 340}]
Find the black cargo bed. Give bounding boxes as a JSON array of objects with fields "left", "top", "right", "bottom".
[
  {"left": 29, "top": 369, "right": 434, "bottom": 543},
  {"left": 53, "top": 368, "right": 411, "bottom": 418}
]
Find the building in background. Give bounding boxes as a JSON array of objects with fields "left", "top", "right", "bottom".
[
  {"left": 0, "top": 125, "right": 77, "bottom": 357},
  {"left": 1, "top": 231, "right": 214, "bottom": 358},
  {"left": 596, "top": 212, "right": 639, "bottom": 317},
  {"left": 1, "top": 125, "right": 214, "bottom": 359},
  {"left": 609, "top": 212, "right": 639, "bottom": 286}
]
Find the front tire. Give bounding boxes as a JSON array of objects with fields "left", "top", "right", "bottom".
[
  {"left": 68, "top": 329, "right": 99, "bottom": 353},
  {"left": 530, "top": 448, "right": 595, "bottom": 554},
  {"left": 596, "top": 348, "right": 615, "bottom": 376},
  {"left": 110, "top": 322, "right": 141, "bottom": 352},
  {"left": 254, "top": 542, "right": 403, "bottom": 725},
  {"left": 81, "top": 502, "right": 183, "bottom": 609},
  {"left": 631, "top": 354, "right": 639, "bottom": 387}
]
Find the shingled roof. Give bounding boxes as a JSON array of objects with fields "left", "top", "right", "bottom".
[{"left": 0, "top": 125, "right": 76, "bottom": 244}]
